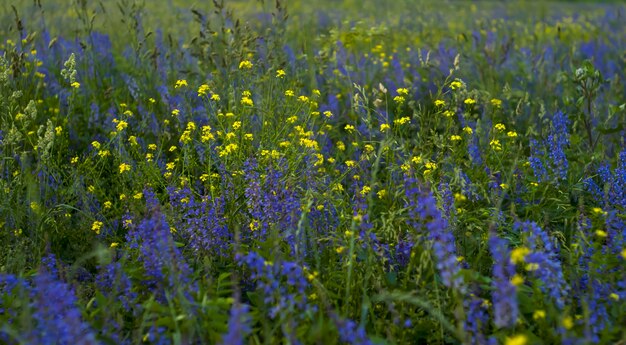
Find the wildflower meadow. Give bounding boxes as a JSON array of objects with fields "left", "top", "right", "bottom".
[{"left": 0, "top": 0, "right": 625, "bottom": 344}]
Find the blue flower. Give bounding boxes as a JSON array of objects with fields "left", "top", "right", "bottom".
[
  {"left": 488, "top": 235, "right": 518, "bottom": 329},
  {"left": 219, "top": 303, "right": 252, "bottom": 345},
  {"left": 27, "top": 255, "right": 98, "bottom": 345},
  {"left": 405, "top": 177, "right": 464, "bottom": 292}
]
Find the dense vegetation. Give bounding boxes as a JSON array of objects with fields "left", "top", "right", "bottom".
[{"left": 0, "top": 1, "right": 625, "bottom": 344}]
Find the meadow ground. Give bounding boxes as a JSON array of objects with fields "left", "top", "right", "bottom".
[{"left": 0, "top": 0, "right": 625, "bottom": 344}]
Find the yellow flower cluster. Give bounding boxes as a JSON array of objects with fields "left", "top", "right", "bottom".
[
  {"left": 490, "top": 139, "right": 502, "bottom": 151},
  {"left": 394, "top": 117, "right": 410, "bottom": 125},
  {"left": 239, "top": 60, "right": 254, "bottom": 69},
  {"left": 91, "top": 221, "right": 104, "bottom": 235},
  {"left": 174, "top": 79, "right": 188, "bottom": 88},
  {"left": 179, "top": 122, "right": 196, "bottom": 144},
  {"left": 449, "top": 79, "right": 464, "bottom": 90},
  {"left": 241, "top": 90, "right": 254, "bottom": 106},
  {"left": 119, "top": 163, "right": 131, "bottom": 174},
  {"left": 197, "top": 84, "right": 210, "bottom": 97}
]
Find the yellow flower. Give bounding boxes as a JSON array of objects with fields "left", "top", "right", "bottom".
[
  {"left": 525, "top": 263, "right": 539, "bottom": 271},
  {"left": 449, "top": 80, "right": 463, "bottom": 90},
  {"left": 394, "top": 117, "right": 411, "bottom": 125},
  {"left": 119, "top": 163, "right": 131, "bottom": 174},
  {"left": 91, "top": 141, "right": 101, "bottom": 150},
  {"left": 595, "top": 229, "right": 607, "bottom": 238},
  {"left": 490, "top": 98, "right": 502, "bottom": 107},
  {"left": 239, "top": 60, "right": 253, "bottom": 69},
  {"left": 232, "top": 121, "right": 242, "bottom": 130},
  {"left": 377, "top": 189, "right": 386, "bottom": 199},
  {"left": 174, "top": 79, "right": 188, "bottom": 88},
  {"left": 494, "top": 123, "right": 506, "bottom": 131},
  {"left": 490, "top": 139, "right": 502, "bottom": 151},
  {"left": 533, "top": 310, "right": 546, "bottom": 320},
  {"left": 70, "top": 81, "right": 80, "bottom": 89},
  {"left": 30, "top": 202, "right": 40, "bottom": 212},
  {"left": 110, "top": 242, "right": 119, "bottom": 248},
  {"left": 621, "top": 248, "right": 626, "bottom": 259},
  {"left": 424, "top": 162, "right": 437, "bottom": 170},
  {"left": 591, "top": 207, "right": 607, "bottom": 216},
  {"left": 241, "top": 96, "right": 254, "bottom": 106},
  {"left": 336, "top": 246, "right": 346, "bottom": 254},
  {"left": 464, "top": 98, "right": 476, "bottom": 105},
  {"left": 91, "top": 221, "right": 104, "bottom": 235},
  {"left": 345, "top": 160, "right": 356, "bottom": 168},
  {"left": 450, "top": 135, "right": 462, "bottom": 141},
  {"left": 133, "top": 192, "right": 143, "bottom": 200},
  {"left": 504, "top": 334, "right": 527, "bottom": 345},
  {"left": 393, "top": 95, "right": 405, "bottom": 103},
  {"left": 211, "top": 93, "right": 221, "bottom": 101},
  {"left": 507, "top": 131, "right": 518, "bottom": 138},
  {"left": 71, "top": 156, "right": 79, "bottom": 164},
  {"left": 510, "top": 247, "right": 530, "bottom": 264},
  {"left": 103, "top": 201, "right": 112, "bottom": 209},
  {"left": 562, "top": 316, "right": 574, "bottom": 330},
  {"left": 434, "top": 99, "right": 445, "bottom": 107},
  {"left": 55, "top": 126, "right": 63, "bottom": 135},
  {"left": 443, "top": 110, "right": 455, "bottom": 117},
  {"left": 454, "top": 193, "right": 467, "bottom": 202},
  {"left": 380, "top": 123, "right": 391, "bottom": 132},
  {"left": 115, "top": 120, "right": 128, "bottom": 132},
  {"left": 463, "top": 126, "right": 473, "bottom": 135},
  {"left": 344, "top": 124, "right": 355, "bottom": 133},
  {"left": 323, "top": 110, "right": 333, "bottom": 118},
  {"left": 197, "top": 84, "right": 210, "bottom": 97},
  {"left": 396, "top": 88, "right": 409, "bottom": 96},
  {"left": 609, "top": 293, "right": 619, "bottom": 301},
  {"left": 511, "top": 274, "right": 524, "bottom": 286},
  {"left": 148, "top": 144, "right": 157, "bottom": 150},
  {"left": 171, "top": 109, "right": 180, "bottom": 117},
  {"left": 276, "top": 69, "right": 286, "bottom": 78},
  {"left": 360, "top": 185, "right": 371, "bottom": 195}
]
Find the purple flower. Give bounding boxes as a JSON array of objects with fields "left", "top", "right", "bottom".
[
  {"left": 331, "top": 314, "right": 373, "bottom": 345},
  {"left": 237, "top": 252, "right": 311, "bottom": 318},
  {"left": 125, "top": 208, "right": 195, "bottom": 301},
  {"left": 405, "top": 176, "right": 464, "bottom": 292},
  {"left": 168, "top": 187, "right": 230, "bottom": 257},
  {"left": 488, "top": 235, "right": 518, "bottom": 329},
  {"left": 219, "top": 303, "right": 252, "bottom": 345},
  {"left": 27, "top": 255, "right": 98, "bottom": 345}
]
